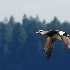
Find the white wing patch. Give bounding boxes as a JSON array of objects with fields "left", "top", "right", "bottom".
[{"left": 59, "top": 31, "right": 65, "bottom": 35}]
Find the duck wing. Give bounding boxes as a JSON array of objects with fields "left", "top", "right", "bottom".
[
  {"left": 44, "top": 36, "right": 55, "bottom": 60},
  {"left": 60, "top": 35, "right": 70, "bottom": 49}
]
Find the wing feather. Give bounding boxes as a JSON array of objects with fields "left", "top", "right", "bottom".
[
  {"left": 60, "top": 35, "right": 70, "bottom": 49},
  {"left": 44, "top": 36, "right": 55, "bottom": 60}
]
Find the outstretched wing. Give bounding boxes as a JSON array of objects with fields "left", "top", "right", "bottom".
[
  {"left": 61, "top": 35, "right": 70, "bottom": 49},
  {"left": 44, "top": 36, "right": 55, "bottom": 60}
]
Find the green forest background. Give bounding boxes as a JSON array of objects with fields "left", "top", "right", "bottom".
[{"left": 0, "top": 14, "right": 70, "bottom": 70}]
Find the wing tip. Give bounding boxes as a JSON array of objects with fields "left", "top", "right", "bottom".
[{"left": 47, "top": 57, "right": 50, "bottom": 60}]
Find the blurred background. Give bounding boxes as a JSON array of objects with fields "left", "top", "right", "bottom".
[{"left": 0, "top": 0, "right": 70, "bottom": 70}]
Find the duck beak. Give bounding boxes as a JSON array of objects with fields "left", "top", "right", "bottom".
[{"left": 36, "top": 32, "right": 39, "bottom": 34}]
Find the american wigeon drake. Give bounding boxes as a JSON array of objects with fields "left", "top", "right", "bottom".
[{"left": 36, "top": 30, "right": 70, "bottom": 60}]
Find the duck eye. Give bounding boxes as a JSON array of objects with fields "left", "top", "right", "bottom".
[{"left": 40, "top": 31, "right": 43, "bottom": 32}]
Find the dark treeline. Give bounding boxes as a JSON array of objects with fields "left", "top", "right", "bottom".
[{"left": 0, "top": 14, "right": 70, "bottom": 70}]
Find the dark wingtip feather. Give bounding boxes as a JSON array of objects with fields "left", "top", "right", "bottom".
[{"left": 47, "top": 57, "right": 50, "bottom": 60}]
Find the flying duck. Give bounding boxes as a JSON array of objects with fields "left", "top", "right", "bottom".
[{"left": 36, "top": 30, "right": 70, "bottom": 60}]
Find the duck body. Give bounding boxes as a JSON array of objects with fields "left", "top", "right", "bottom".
[
  {"left": 46, "top": 30, "right": 62, "bottom": 40},
  {"left": 36, "top": 30, "right": 70, "bottom": 60}
]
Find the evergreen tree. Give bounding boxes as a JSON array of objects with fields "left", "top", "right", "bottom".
[
  {"left": 47, "top": 17, "right": 61, "bottom": 30},
  {"left": 62, "top": 21, "right": 70, "bottom": 33},
  {"left": 12, "top": 22, "right": 27, "bottom": 49},
  {"left": 0, "top": 22, "right": 9, "bottom": 55}
]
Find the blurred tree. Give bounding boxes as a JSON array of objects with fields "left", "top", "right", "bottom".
[
  {"left": 12, "top": 22, "right": 27, "bottom": 48},
  {"left": 22, "top": 14, "right": 29, "bottom": 29},
  {"left": 9, "top": 16, "right": 15, "bottom": 25},
  {"left": 47, "top": 17, "right": 61, "bottom": 30},
  {"left": 3, "top": 17, "right": 8, "bottom": 24},
  {"left": 42, "top": 19, "right": 47, "bottom": 30},
  {"left": 62, "top": 21, "right": 70, "bottom": 33},
  {"left": 0, "top": 22, "right": 10, "bottom": 55},
  {"left": 7, "top": 16, "right": 16, "bottom": 43}
]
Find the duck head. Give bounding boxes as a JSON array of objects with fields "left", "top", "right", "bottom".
[{"left": 36, "top": 30, "right": 47, "bottom": 35}]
